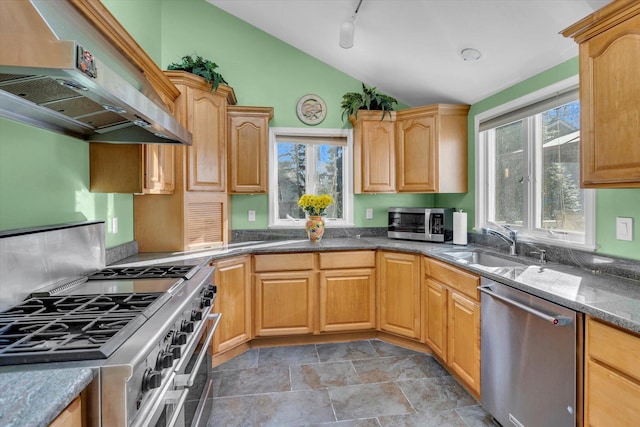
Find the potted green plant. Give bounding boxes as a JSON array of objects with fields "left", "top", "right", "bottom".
[
  {"left": 341, "top": 83, "right": 398, "bottom": 122},
  {"left": 167, "top": 54, "right": 228, "bottom": 91}
]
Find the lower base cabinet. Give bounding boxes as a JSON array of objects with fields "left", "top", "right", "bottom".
[
  {"left": 254, "top": 253, "right": 315, "bottom": 336},
  {"left": 49, "top": 396, "right": 81, "bottom": 427},
  {"left": 319, "top": 251, "right": 376, "bottom": 332},
  {"left": 378, "top": 251, "right": 421, "bottom": 339},
  {"left": 212, "top": 256, "right": 252, "bottom": 354},
  {"left": 424, "top": 257, "right": 480, "bottom": 397},
  {"left": 584, "top": 316, "right": 640, "bottom": 426}
]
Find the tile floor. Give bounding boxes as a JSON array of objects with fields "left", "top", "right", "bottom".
[{"left": 203, "top": 339, "right": 499, "bottom": 426}]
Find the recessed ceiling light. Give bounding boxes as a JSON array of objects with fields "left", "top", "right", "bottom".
[{"left": 460, "top": 48, "right": 481, "bottom": 61}]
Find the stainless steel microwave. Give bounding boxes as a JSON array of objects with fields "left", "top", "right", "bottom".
[{"left": 388, "top": 207, "right": 454, "bottom": 242}]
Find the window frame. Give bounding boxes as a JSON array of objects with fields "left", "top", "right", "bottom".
[
  {"left": 268, "top": 127, "right": 354, "bottom": 229},
  {"left": 475, "top": 76, "right": 596, "bottom": 250}
]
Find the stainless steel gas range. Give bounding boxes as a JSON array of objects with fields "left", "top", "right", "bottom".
[{"left": 0, "top": 222, "right": 220, "bottom": 427}]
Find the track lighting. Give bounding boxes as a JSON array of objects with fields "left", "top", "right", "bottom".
[{"left": 339, "top": 0, "right": 363, "bottom": 49}]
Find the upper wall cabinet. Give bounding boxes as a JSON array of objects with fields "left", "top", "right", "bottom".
[
  {"left": 562, "top": 0, "right": 640, "bottom": 188},
  {"left": 167, "top": 71, "right": 237, "bottom": 192},
  {"left": 227, "top": 106, "right": 274, "bottom": 194},
  {"left": 351, "top": 111, "right": 397, "bottom": 193},
  {"left": 396, "top": 104, "right": 469, "bottom": 193}
]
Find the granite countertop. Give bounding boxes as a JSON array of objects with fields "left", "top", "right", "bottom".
[
  {"left": 115, "top": 237, "right": 640, "bottom": 334},
  {"left": 0, "top": 368, "right": 94, "bottom": 427}
]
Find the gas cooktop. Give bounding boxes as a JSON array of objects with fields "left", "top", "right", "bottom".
[
  {"left": 87, "top": 265, "right": 199, "bottom": 280},
  {"left": 0, "top": 292, "right": 165, "bottom": 365}
]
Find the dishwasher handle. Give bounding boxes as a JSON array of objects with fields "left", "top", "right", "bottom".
[{"left": 479, "top": 285, "right": 572, "bottom": 326}]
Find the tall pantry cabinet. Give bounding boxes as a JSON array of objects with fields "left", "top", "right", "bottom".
[{"left": 134, "top": 71, "right": 236, "bottom": 251}]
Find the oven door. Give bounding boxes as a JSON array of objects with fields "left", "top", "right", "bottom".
[{"left": 147, "top": 313, "right": 221, "bottom": 427}]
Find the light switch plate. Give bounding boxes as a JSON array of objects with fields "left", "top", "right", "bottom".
[
  {"left": 616, "top": 217, "right": 633, "bottom": 241},
  {"left": 366, "top": 208, "right": 373, "bottom": 219},
  {"left": 248, "top": 210, "right": 256, "bottom": 222}
]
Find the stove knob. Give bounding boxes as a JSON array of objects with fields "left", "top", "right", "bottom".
[
  {"left": 181, "top": 320, "right": 194, "bottom": 333},
  {"left": 170, "top": 345, "right": 182, "bottom": 359},
  {"left": 142, "top": 369, "right": 162, "bottom": 392},
  {"left": 173, "top": 331, "right": 188, "bottom": 345},
  {"left": 204, "top": 290, "right": 215, "bottom": 299},
  {"left": 156, "top": 351, "right": 174, "bottom": 370},
  {"left": 201, "top": 297, "right": 211, "bottom": 308},
  {"left": 207, "top": 284, "right": 217, "bottom": 293},
  {"left": 191, "top": 310, "right": 203, "bottom": 321}
]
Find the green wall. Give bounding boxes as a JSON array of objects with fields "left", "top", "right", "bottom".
[
  {"left": 436, "top": 58, "right": 640, "bottom": 260},
  {"left": 0, "top": 119, "right": 133, "bottom": 248}
]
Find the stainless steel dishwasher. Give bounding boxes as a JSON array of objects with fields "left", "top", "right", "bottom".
[{"left": 480, "top": 277, "right": 580, "bottom": 427}]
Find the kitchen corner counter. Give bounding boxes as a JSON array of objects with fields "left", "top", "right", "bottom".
[
  {"left": 113, "top": 237, "right": 640, "bottom": 334},
  {"left": 0, "top": 367, "right": 94, "bottom": 427}
]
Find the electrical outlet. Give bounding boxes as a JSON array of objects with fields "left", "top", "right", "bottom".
[
  {"left": 248, "top": 210, "right": 256, "bottom": 222},
  {"left": 616, "top": 217, "right": 633, "bottom": 241},
  {"left": 111, "top": 217, "right": 118, "bottom": 234},
  {"left": 366, "top": 208, "right": 373, "bottom": 219}
]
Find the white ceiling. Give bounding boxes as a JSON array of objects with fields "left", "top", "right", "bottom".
[{"left": 207, "top": 0, "right": 609, "bottom": 107}]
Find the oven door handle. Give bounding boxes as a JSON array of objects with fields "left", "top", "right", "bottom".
[
  {"left": 175, "top": 313, "right": 221, "bottom": 387},
  {"left": 164, "top": 388, "right": 190, "bottom": 427}
]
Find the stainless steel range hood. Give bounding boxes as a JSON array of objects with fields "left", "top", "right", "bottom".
[{"left": 0, "top": 0, "right": 191, "bottom": 145}]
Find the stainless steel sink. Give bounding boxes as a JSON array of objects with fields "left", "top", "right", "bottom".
[{"left": 441, "top": 250, "right": 527, "bottom": 268}]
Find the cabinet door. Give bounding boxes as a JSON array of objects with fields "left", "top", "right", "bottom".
[
  {"left": 213, "top": 256, "right": 252, "bottom": 354},
  {"left": 585, "top": 359, "right": 640, "bottom": 427},
  {"left": 447, "top": 291, "right": 481, "bottom": 396},
  {"left": 144, "top": 144, "right": 174, "bottom": 194},
  {"left": 378, "top": 252, "right": 421, "bottom": 339},
  {"left": 319, "top": 268, "right": 376, "bottom": 332},
  {"left": 396, "top": 115, "right": 436, "bottom": 192},
  {"left": 186, "top": 85, "right": 226, "bottom": 192},
  {"left": 352, "top": 111, "right": 396, "bottom": 193},
  {"left": 254, "top": 271, "right": 315, "bottom": 336},
  {"left": 579, "top": 13, "right": 640, "bottom": 187},
  {"left": 49, "top": 396, "right": 82, "bottom": 427},
  {"left": 228, "top": 107, "right": 273, "bottom": 194},
  {"left": 424, "top": 279, "right": 447, "bottom": 361}
]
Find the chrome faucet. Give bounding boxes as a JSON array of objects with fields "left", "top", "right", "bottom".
[{"left": 482, "top": 224, "right": 518, "bottom": 256}]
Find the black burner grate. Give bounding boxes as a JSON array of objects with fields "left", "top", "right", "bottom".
[
  {"left": 87, "top": 265, "right": 198, "bottom": 280},
  {"left": 0, "top": 293, "right": 163, "bottom": 365}
]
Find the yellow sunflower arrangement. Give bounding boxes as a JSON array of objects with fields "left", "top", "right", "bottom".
[{"left": 297, "top": 194, "right": 334, "bottom": 217}]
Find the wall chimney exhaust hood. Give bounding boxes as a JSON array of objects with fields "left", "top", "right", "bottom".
[{"left": 0, "top": 0, "right": 191, "bottom": 145}]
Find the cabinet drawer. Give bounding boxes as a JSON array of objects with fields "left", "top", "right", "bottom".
[
  {"left": 424, "top": 257, "right": 480, "bottom": 301},
  {"left": 254, "top": 253, "right": 314, "bottom": 272},
  {"left": 319, "top": 251, "right": 375, "bottom": 269},
  {"left": 587, "top": 317, "right": 640, "bottom": 383}
]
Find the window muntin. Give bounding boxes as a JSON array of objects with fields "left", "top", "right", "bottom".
[
  {"left": 269, "top": 128, "right": 353, "bottom": 228},
  {"left": 477, "top": 83, "right": 595, "bottom": 248}
]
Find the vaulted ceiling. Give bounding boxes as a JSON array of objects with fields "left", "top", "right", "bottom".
[{"left": 207, "top": 0, "right": 609, "bottom": 107}]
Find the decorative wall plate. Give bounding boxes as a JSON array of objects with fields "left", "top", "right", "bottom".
[{"left": 296, "top": 94, "right": 327, "bottom": 125}]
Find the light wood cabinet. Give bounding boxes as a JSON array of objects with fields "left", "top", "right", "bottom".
[
  {"left": 318, "top": 251, "right": 376, "bottom": 333},
  {"left": 133, "top": 71, "right": 235, "bottom": 251},
  {"left": 254, "top": 253, "right": 315, "bottom": 336},
  {"left": 212, "top": 256, "right": 252, "bottom": 354},
  {"left": 424, "top": 279, "right": 447, "bottom": 360},
  {"left": 49, "top": 395, "right": 81, "bottom": 427},
  {"left": 584, "top": 316, "right": 640, "bottom": 426},
  {"left": 350, "top": 111, "right": 396, "bottom": 193},
  {"left": 377, "top": 251, "right": 421, "bottom": 339},
  {"left": 170, "top": 72, "right": 235, "bottom": 192},
  {"left": 562, "top": 0, "right": 640, "bottom": 188},
  {"left": 227, "top": 106, "right": 274, "bottom": 194},
  {"left": 395, "top": 104, "right": 469, "bottom": 193},
  {"left": 423, "top": 257, "right": 481, "bottom": 397},
  {"left": 89, "top": 143, "right": 175, "bottom": 194}
]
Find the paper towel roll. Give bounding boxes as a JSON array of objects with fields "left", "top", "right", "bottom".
[{"left": 453, "top": 211, "right": 467, "bottom": 245}]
